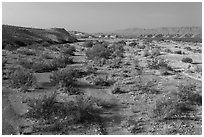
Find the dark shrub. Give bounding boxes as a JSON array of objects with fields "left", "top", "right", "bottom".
[
  {"left": 17, "top": 47, "right": 36, "bottom": 56},
  {"left": 147, "top": 58, "right": 172, "bottom": 71},
  {"left": 50, "top": 68, "right": 77, "bottom": 88},
  {"left": 86, "top": 44, "right": 111, "bottom": 60},
  {"left": 52, "top": 55, "right": 73, "bottom": 67},
  {"left": 2, "top": 57, "right": 7, "bottom": 68},
  {"left": 63, "top": 46, "right": 76, "bottom": 56},
  {"left": 184, "top": 47, "right": 192, "bottom": 51},
  {"left": 133, "top": 77, "right": 159, "bottom": 94},
  {"left": 41, "top": 52, "right": 55, "bottom": 59},
  {"left": 164, "top": 48, "right": 172, "bottom": 53},
  {"left": 32, "top": 60, "right": 58, "bottom": 73},
  {"left": 151, "top": 48, "right": 160, "bottom": 57},
  {"left": 174, "top": 50, "right": 182, "bottom": 54},
  {"left": 18, "top": 58, "right": 34, "bottom": 69},
  {"left": 182, "top": 57, "right": 193, "bottom": 63},
  {"left": 108, "top": 43, "right": 125, "bottom": 58},
  {"left": 129, "top": 42, "right": 137, "bottom": 47},
  {"left": 86, "top": 65, "right": 97, "bottom": 74},
  {"left": 93, "top": 76, "right": 114, "bottom": 86},
  {"left": 143, "top": 49, "right": 150, "bottom": 57},
  {"left": 115, "top": 40, "right": 126, "bottom": 45},
  {"left": 137, "top": 44, "right": 146, "bottom": 49},
  {"left": 50, "top": 67, "right": 82, "bottom": 95},
  {"left": 10, "top": 67, "right": 36, "bottom": 88},
  {"left": 153, "top": 83, "right": 201, "bottom": 121},
  {"left": 82, "top": 41, "right": 93, "bottom": 47},
  {"left": 25, "top": 94, "right": 106, "bottom": 133},
  {"left": 109, "top": 57, "right": 122, "bottom": 68}
]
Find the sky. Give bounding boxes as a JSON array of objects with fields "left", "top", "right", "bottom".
[{"left": 2, "top": 2, "right": 202, "bottom": 33}]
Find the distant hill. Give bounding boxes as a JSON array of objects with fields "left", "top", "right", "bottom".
[
  {"left": 2, "top": 25, "right": 77, "bottom": 50},
  {"left": 114, "top": 26, "right": 202, "bottom": 38}
]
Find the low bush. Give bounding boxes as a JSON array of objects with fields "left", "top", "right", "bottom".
[
  {"left": 10, "top": 67, "right": 36, "bottom": 89},
  {"left": 32, "top": 60, "right": 58, "bottom": 73},
  {"left": 109, "top": 57, "right": 122, "bottom": 68},
  {"left": 93, "top": 76, "right": 114, "bottom": 86},
  {"left": 150, "top": 48, "right": 161, "bottom": 57},
  {"left": 85, "top": 64, "right": 97, "bottom": 74},
  {"left": 174, "top": 50, "right": 182, "bottom": 54},
  {"left": 133, "top": 76, "right": 159, "bottom": 94},
  {"left": 182, "top": 57, "right": 193, "bottom": 63},
  {"left": 108, "top": 43, "right": 125, "bottom": 58},
  {"left": 164, "top": 48, "right": 172, "bottom": 53},
  {"left": 63, "top": 46, "right": 76, "bottom": 56},
  {"left": 86, "top": 44, "right": 111, "bottom": 60},
  {"left": 143, "top": 49, "right": 151, "bottom": 57},
  {"left": 25, "top": 94, "right": 106, "bottom": 134},
  {"left": 2, "top": 57, "right": 7, "bottom": 68},
  {"left": 82, "top": 41, "right": 93, "bottom": 47},
  {"left": 50, "top": 68, "right": 77, "bottom": 88},
  {"left": 184, "top": 47, "right": 192, "bottom": 51},
  {"left": 153, "top": 83, "right": 201, "bottom": 121},
  {"left": 17, "top": 48, "right": 36, "bottom": 56},
  {"left": 32, "top": 55, "right": 73, "bottom": 73},
  {"left": 137, "top": 44, "right": 146, "bottom": 49},
  {"left": 52, "top": 55, "right": 73, "bottom": 67},
  {"left": 41, "top": 52, "right": 55, "bottom": 59},
  {"left": 18, "top": 58, "right": 34, "bottom": 69},
  {"left": 129, "top": 42, "right": 138, "bottom": 47},
  {"left": 147, "top": 58, "right": 172, "bottom": 71}
]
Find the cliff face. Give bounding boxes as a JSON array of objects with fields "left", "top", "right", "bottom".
[
  {"left": 114, "top": 26, "right": 202, "bottom": 37},
  {"left": 2, "top": 25, "right": 77, "bottom": 49}
]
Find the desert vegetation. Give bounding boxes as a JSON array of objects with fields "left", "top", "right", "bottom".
[{"left": 2, "top": 25, "right": 202, "bottom": 135}]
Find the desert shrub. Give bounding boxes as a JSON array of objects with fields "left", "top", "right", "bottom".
[
  {"left": 184, "top": 46, "right": 192, "bottom": 51},
  {"left": 151, "top": 48, "right": 161, "bottom": 57},
  {"left": 109, "top": 57, "right": 122, "bottom": 68},
  {"left": 194, "top": 65, "right": 202, "bottom": 73},
  {"left": 153, "top": 83, "right": 201, "bottom": 121},
  {"left": 41, "top": 52, "right": 55, "bottom": 59},
  {"left": 129, "top": 42, "right": 137, "bottom": 47},
  {"left": 143, "top": 49, "right": 151, "bottom": 57},
  {"left": 52, "top": 55, "right": 73, "bottom": 67},
  {"left": 86, "top": 44, "right": 111, "bottom": 60},
  {"left": 182, "top": 57, "right": 193, "bottom": 63},
  {"left": 133, "top": 77, "right": 159, "bottom": 94},
  {"left": 193, "top": 49, "right": 202, "bottom": 53},
  {"left": 17, "top": 48, "right": 36, "bottom": 56},
  {"left": 147, "top": 58, "right": 172, "bottom": 70},
  {"left": 115, "top": 40, "right": 126, "bottom": 45},
  {"left": 32, "top": 60, "right": 58, "bottom": 73},
  {"left": 108, "top": 43, "right": 125, "bottom": 58},
  {"left": 164, "top": 48, "right": 172, "bottom": 53},
  {"left": 82, "top": 41, "right": 93, "bottom": 47},
  {"left": 25, "top": 94, "right": 106, "bottom": 134},
  {"left": 10, "top": 67, "right": 36, "bottom": 89},
  {"left": 50, "top": 68, "right": 81, "bottom": 95},
  {"left": 174, "top": 50, "right": 182, "bottom": 54},
  {"left": 32, "top": 55, "right": 73, "bottom": 73},
  {"left": 137, "top": 44, "right": 146, "bottom": 49},
  {"left": 63, "top": 46, "right": 76, "bottom": 56},
  {"left": 85, "top": 63, "right": 97, "bottom": 74},
  {"left": 2, "top": 57, "right": 7, "bottom": 68},
  {"left": 18, "top": 58, "right": 34, "bottom": 69},
  {"left": 93, "top": 76, "right": 114, "bottom": 86},
  {"left": 50, "top": 68, "right": 77, "bottom": 87}
]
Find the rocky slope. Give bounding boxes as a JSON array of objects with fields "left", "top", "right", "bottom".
[{"left": 2, "top": 25, "right": 77, "bottom": 50}]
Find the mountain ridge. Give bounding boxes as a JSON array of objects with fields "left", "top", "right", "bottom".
[{"left": 113, "top": 26, "right": 202, "bottom": 37}]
